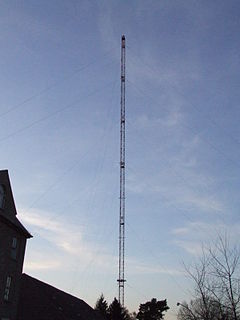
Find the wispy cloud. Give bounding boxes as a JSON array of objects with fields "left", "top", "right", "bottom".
[
  {"left": 177, "top": 192, "right": 224, "bottom": 212},
  {"left": 19, "top": 209, "right": 82, "bottom": 253},
  {"left": 24, "top": 259, "right": 61, "bottom": 271},
  {"left": 172, "top": 221, "right": 227, "bottom": 238},
  {"left": 19, "top": 208, "right": 184, "bottom": 277},
  {"left": 19, "top": 209, "right": 116, "bottom": 271},
  {"left": 130, "top": 263, "right": 183, "bottom": 276},
  {"left": 174, "top": 240, "right": 203, "bottom": 256},
  {"left": 128, "top": 169, "right": 224, "bottom": 214},
  {"left": 133, "top": 110, "right": 183, "bottom": 130},
  {"left": 172, "top": 221, "right": 240, "bottom": 256},
  {"left": 172, "top": 227, "right": 189, "bottom": 236}
]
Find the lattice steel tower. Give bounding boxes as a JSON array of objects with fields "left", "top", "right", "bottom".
[{"left": 117, "top": 35, "right": 126, "bottom": 306}]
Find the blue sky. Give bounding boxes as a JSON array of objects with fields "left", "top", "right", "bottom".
[{"left": 1, "top": 1, "right": 240, "bottom": 318}]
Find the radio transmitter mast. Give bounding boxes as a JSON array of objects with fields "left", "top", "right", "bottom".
[{"left": 117, "top": 35, "right": 126, "bottom": 307}]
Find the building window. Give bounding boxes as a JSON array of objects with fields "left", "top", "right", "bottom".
[
  {"left": 3, "top": 276, "right": 12, "bottom": 301},
  {"left": 0, "top": 184, "right": 5, "bottom": 209},
  {"left": 11, "top": 238, "right": 17, "bottom": 260}
]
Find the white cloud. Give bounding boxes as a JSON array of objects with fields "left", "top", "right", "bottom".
[
  {"left": 172, "top": 221, "right": 240, "bottom": 257},
  {"left": 178, "top": 192, "right": 224, "bottom": 212},
  {"left": 19, "top": 209, "right": 82, "bottom": 253},
  {"left": 133, "top": 110, "right": 183, "bottom": 130},
  {"left": 18, "top": 208, "right": 116, "bottom": 270},
  {"left": 131, "top": 264, "right": 183, "bottom": 276},
  {"left": 24, "top": 259, "right": 61, "bottom": 271},
  {"left": 172, "top": 227, "right": 189, "bottom": 236},
  {"left": 174, "top": 240, "right": 203, "bottom": 256},
  {"left": 19, "top": 208, "right": 184, "bottom": 278}
]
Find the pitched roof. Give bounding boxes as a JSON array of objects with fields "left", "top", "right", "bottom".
[
  {"left": 0, "top": 214, "right": 32, "bottom": 238},
  {"left": 17, "top": 274, "right": 102, "bottom": 320},
  {"left": 0, "top": 170, "right": 32, "bottom": 238}
]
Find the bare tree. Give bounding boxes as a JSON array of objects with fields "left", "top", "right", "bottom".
[
  {"left": 208, "top": 236, "right": 240, "bottom": 320},
  {"left": 178, "top": 235, "right": 240, "bottom": 320},
  {"left": 177, "top": 298, "right": 226, "bottom": 320}
]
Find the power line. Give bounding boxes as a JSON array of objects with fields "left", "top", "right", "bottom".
[
  {"left": 0, "top": 80, "right": 116, "bottom": 144},
  {"left": 0, "top": 48, "right": 116, "bottom": 119}
]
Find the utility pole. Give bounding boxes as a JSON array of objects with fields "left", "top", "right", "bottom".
[{"left": 117, "top": 35, "right": 126, "bottom": 307}]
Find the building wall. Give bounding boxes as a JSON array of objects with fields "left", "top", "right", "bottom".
[
  {"left": 0, "top": 221, "right": 27, "bottom": 320},
  {"left": 0, "top": 170, "right": 31, "bottom": 320}
]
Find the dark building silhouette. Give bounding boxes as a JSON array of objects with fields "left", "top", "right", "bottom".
[
  {"left": 17, "top": 274, "right": 102, "bottom": 320},
  {"left": 0, "top": 170, "right": 102, "bottom": 320},
  {"left": 0, "top": 170, "right": 32, "bottom": 320}
]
